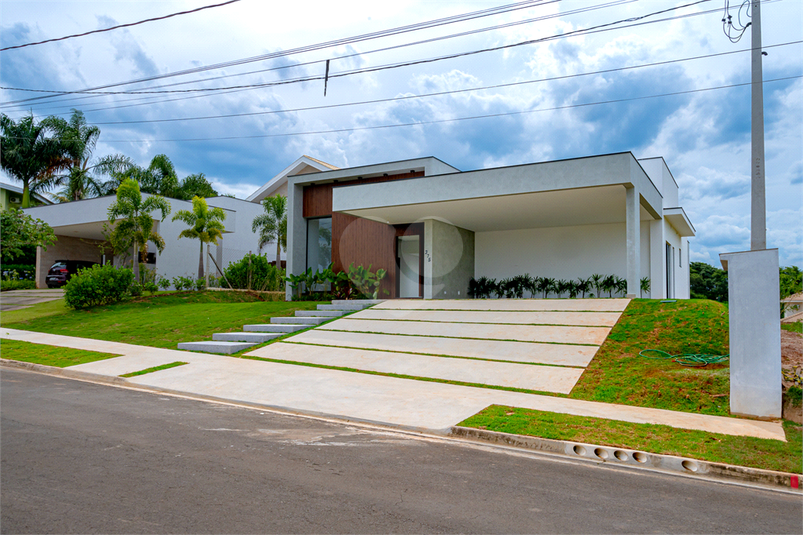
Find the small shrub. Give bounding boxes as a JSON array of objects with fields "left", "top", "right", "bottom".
[
  {"left": 129, "top": 282, "right": 143, "bottom": 297},
  {"left": 144, "top": 281, "right": 158, "bottom": 293},
  {"left": 172, "top": 276, "right": 195, "bottom": 291},
  {"left": 157, "top": 277, "right": 171, "bottom": 291},
  {"left": 224, "top": 253, "right": 285, "bottom": 291},
  {"left": 1, "top": 280, "right": 36, "bottom": 291},
  {"left": 1, "top": 264, "right": 35, "bottom": 281},
  {"left": 195, "top": 278, "right": 206, "bottom": 291},
  {"left": 64, "top": 264, "right": 134, "bottom": 309}
]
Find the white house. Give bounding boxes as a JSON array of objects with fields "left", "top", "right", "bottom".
[{"left": 285, "top": 152, "right": 695, "bottom": 300}]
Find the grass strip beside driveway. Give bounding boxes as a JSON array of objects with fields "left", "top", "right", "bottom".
[
  {"left": 460, "top": 405, "right": 802, "bottom": 474},
  {"left": 2, "top": 291, "right": 324, "bottom": 349},
  {"left": 121, "top": 361, "right": 188, "bottom": 377},
  {"left": 0, "top": 339, "right": 119, "bottom": 367}
]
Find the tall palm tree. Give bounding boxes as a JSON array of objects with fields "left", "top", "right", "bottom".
[
  {"left": 252, "top": 195, "right": 287, "bottom": 267},
  {"left": 106, "top": 154, "right": 179, "bottom": 197},
  {"left": 172, "top": 196, "right": 226, "bottom": 279},
  {"left": 0, "top": 113, "right": 67, "bottom": 207},
  {"left": 50, "top": 110, "right": 132, "bottom": 202},
  {"left": 107, "top": 178, "right": 171, "bottom": 282}
]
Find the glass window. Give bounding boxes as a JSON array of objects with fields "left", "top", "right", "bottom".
[{"left": 306, "top": 217, "right": 332, "bottom": 272}]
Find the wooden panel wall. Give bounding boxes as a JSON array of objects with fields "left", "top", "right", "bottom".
[
  {"left": 302, "top": 171, "right": 426, "bottom": 298},
  {"left": 333, "top": 213, "right": 397, "bottom": 298}
]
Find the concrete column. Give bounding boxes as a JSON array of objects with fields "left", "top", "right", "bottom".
[
  {"left": 625, "top": 186, "right": 641, "bottom": 298},
  {"left": 751, "top": 0, "right": 766, "bottom": 251},
  {"left": 423, "top": 219, "right": 434, "bottom": 299},
  {"left": 286, "top": 182, "right": 306, "bottom": 300},
  {"left": 649, "top": 220, "right": 665, "bottom": 299},
  {"left": 719, "top": 249, "right": 781, "bottom": 418}
]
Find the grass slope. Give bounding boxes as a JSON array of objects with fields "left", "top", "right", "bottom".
[
  {"left": 460, "top": 405, "right": 802, "bottom": 474},
  {"left": 570, "top": 299, "right": 731, "bottom": 416},
  {"left": 0, "top": 339, "right": 119, "bottom": 367},
  {"left": 2, "top": 291, "right": 322, "bottom": 349}
]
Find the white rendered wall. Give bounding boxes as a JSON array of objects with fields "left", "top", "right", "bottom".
[{"left": 475, "top": 223, "right": 628, "bottom": 283}]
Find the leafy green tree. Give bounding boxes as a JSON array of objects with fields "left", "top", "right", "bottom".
[
  {"left": 172, "top": 196, "right": 226, "bottom": 279},
  {"left": 252, "top": 195, "right": 287, "bottom": 267},
  {"left": 49, "top": 110, "right": 132, "bottom": 202},
  {"left": 0, "top": 113, "right": 67, "bottom": 207},
  {"left": 107, "top": 178, "right": 171, "bottom": 282},
  {"left": 690, "top": 262, "right": 729, "bottom": 302},
  {"left": 176, "top": 173, "right": 218, "bottom": 200},
  {"left": 779, "top": 266, "right": 802, "bottom": 299},
  {"left": 0, "top": 208, "right": 56, "bottom": 263}
]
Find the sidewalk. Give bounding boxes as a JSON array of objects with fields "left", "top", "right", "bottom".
[{"left": 0, "top": 327, "right": 785, "bottom": 441}]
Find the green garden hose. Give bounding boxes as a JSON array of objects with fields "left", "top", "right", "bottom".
[{"left": 639, "top": 349, "right": 729, "bottom": 367}]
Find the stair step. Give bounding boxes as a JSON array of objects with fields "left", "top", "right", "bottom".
[
  {"left": 317, "top": 304, "right": 371, "bottom": 311},
  {"left": 243, "top": 324, "right": 307, "bottom": 333},
  {"left": 177, "top": 341, "right": 257, "bottom": 354},
  {"left": 271, "top": 316, "right": 329, "bottom": 325},
  {"left": 213, "top": 332, "right": 281, "bottom": 343},
  {"left": 295, "top": 310, "right": 344, "bottom": 318},
  {"left": 331, "top": 299, "right": 385, "bottom": 306}
]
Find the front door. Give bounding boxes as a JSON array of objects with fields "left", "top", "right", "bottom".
[{"left": 397, "top": 235, "right": 421, "bottom": 298}]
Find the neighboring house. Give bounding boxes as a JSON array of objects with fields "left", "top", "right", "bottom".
[
  {"left": 21, "top": 156, "right": 335, "bottom": 289},
  {"left": 0, "top": 181, "right": 52, "bottom": 211},
  {"left": 782, "top": 292, "right": 803, "bottom": 322},
  {"left": 285, "top": 152, "right": 695, "bottom": 300}
]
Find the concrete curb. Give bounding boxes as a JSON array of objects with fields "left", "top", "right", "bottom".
[{"left": 450, "top": 426, "right": 801, "bottom": 492}]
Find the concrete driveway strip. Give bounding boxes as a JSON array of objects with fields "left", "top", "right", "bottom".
[
  {"left": 350, "top": 308, "right": 622, "bottom": 326},
  {"left": 247, "top": 342, "right": 584, "bottom": 393},
  {"left": 320, "top": 318, "right": 611, "bottom": 345},
  {"left": 0, "top": 328, "right": 785, "bottom": 440},
  {"left": 374, "top": 298, "right": 631, "bottom": 312},
  {"left": 286, "top": 330, "right": 600, "bottom": 367}
]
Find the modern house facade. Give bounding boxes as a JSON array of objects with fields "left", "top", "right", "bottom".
[{"left": 285, "top": 152, "right": 694, "bottom": 300}]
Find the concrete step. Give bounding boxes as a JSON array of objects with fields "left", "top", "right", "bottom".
[
  {"left": 294, "top": 310, "right": 345, "bottom": 318},
  {"left": 331, "top": 299, "right": 384, "bottom": 306},
  {"left": 317, "top": 304, "right": 372, "bottom": 312},
  {"left": 243, "top": 324, "right": 307, "bottom": 333},
  {"left": 212, "top": 332, "right": 282, "bottom": 343},
  {"left": 177, "top": 341, "right": 257, "bottom": 354},
  {"left": 271, "top": 316, "right": 329, "bottom": 325}
]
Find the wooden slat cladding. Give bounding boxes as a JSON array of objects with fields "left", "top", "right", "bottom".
[
  {"left": 302, "top": 170, "right": 424, "bottom": 218},
  {"left": 302, "top": 183, "right": 333, "bottom": 218},
  {"left": 333, "top": 213, "right": 397, "bottom": 298}
]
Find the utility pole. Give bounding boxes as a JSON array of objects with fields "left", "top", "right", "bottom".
[{"left": 750, "top": 0, "right": 766, "bottom": 250}]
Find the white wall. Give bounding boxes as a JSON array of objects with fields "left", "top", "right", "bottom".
[{"left": 475, "top": 222, "right": 629, "bottom": 283}]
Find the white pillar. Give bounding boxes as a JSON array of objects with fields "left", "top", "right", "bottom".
[
  {"left": 649, "top": 220, "right": 665, "bottom": 299},
  {"left": 625, "top": 186, "right": 640, "bottom": 298}
]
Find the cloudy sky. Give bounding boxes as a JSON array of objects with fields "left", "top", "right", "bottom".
[{"left": 1, "top": 0, "right": 801, "bottom": 266}]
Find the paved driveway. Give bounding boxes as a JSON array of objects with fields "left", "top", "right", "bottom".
[{"left": 0, "top": 289, "right": 64, "bottom": 311}]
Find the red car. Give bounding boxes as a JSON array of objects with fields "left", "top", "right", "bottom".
[{"left": 46, "top": 260, "right": 97, "bottom": 288}]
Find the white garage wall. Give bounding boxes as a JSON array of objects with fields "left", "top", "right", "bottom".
[{"left": 475, "top": 222, "right": 630, "bottom": 282}]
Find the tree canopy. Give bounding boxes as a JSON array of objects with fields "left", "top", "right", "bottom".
[
  {"left": 0, "top": 208, "right": 56, "bottom": 263},
  {"left": 172, "top": 196, "right": 226, "bottom": 279},
  {"left": 252, "top": 195, "right": 287, "bottom": 266}
]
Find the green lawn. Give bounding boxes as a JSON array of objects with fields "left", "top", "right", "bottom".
[
  {"left": 460, "top": 405, "right": 802, "bottom": 474},
  {"left": 0, "top": 339, "right": 119, "bottom": 367},
  {"left": 2, "top": 291, "right": 323, "bottom": 349},
  {"left": 570, "top": 299, "right": 731, "bottom": 416},
  {"left": 121, "top": 361, "right": 188, "bottom": 377}
]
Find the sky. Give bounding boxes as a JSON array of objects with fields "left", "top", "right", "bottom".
[{"left": 1, "top": 0, "right": 801, "bottom": 267}]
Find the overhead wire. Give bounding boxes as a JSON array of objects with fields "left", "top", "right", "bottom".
[
  {"left": 90, "top": 75, "right": 802, "bottom": 143},
  {"left": 0, "top": 0, "right": 243, "bottom": 52},
  {"left": 1, "top": 0, "right": 719, "bottom": 114}
]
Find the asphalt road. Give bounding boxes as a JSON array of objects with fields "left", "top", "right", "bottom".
[{"left": 1, "top": 368, "right": 801, "bottom": 534}]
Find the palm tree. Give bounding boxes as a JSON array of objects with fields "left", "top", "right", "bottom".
[
  {"left": 567, "top": 280, "right": 579, "bottom": 298},
  {"left": 172, "top": 196, "right": 226, "bottom": 280},
  {"left": 615, "top": 276, "right": 628, "bottom": 297},
  {"left": 0, "top": 113, "right": 67, "bottom": 207},
  {"left": 556, "top": 279, "right": 571, "bottom": 298},
  {"left": 106, "top": 154, "right": 179, "bottom": 197},
  {"left": 590, "top": 273, "right": 603, "bottom": 298},
  {"left": 107, "top": 178, "right": 171, "bottom": 282},
  {"left": 601, "top": 275, "right": 616, "bottom": 298},
  {"left": 576, "top": 277, "right": 590, "bottom": 298},
  {"left": 640, "top": 276, "right": 651, "bottom": 298},
  {"left": 537, "top": 277, "right": 556, "bottom": 298},
  {"left": 50, "top": 110, "right": 132, "bottom": 202},
  {"left": 252, "top": 195, "right": 287, "bottom": 267}
]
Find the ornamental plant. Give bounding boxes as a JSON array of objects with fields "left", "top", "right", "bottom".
[{"left": 63, "top": 264, "right": 134, "bottom": 309}]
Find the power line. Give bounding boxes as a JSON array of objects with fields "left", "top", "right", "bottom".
[
  {"left": 0, "top": 0, "right": 555, "bottom": 105},
  {"left": 79, "top": 41, "right": 802, "bottom": 126},
  {"left": 93, "top": 75, "right": 802, "bottom": 143},
  {"left": 0, "top": 0, "right": 243, "bottom": 52},
  {"left": 0, "top": 0, "right": 717, "bottom": 113}
]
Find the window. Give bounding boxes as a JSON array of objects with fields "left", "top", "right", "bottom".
[
  {"left": 679, "top": 244, "right": 682, "bottom": 267},
  {"left": 306, "top": 217, "right": 332, "bottom": 272}
]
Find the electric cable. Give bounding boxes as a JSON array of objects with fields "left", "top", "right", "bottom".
[{"left": 0, "top": 0, "right": 243, "bottom": 52}]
